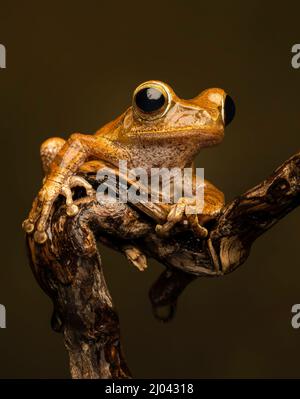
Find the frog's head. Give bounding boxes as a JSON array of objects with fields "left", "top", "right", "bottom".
[{"left": 118, "top": 80, "right": 235, "bottom": 148}]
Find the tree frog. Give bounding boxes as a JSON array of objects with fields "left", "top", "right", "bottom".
[{"left": 22, "top": 80, "right": 235, "bottom": 255}]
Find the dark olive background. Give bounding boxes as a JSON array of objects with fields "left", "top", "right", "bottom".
[{"left": 0, "top": 0, "right": 300, "bottom": 378}]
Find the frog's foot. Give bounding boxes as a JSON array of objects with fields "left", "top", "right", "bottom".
[
  {"left": 22, "top": 175, "right": 95, "bottom": 244},
  {"left": 155, "top": 197, "right": 208, "bottom": 239},
  {"left": 124, "top": 246, "right": 148, "bottom": 271}
]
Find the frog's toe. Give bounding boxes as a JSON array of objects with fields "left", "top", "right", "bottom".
[
  {"left": 155, "top": 202, "right": 186, "bottom": 237},
  {"left": 155, "top": 199, "right": 208, "bottom": 239},
  {"left": 66, "top": 203, "right": 79, "bottom": 216},
  {"left": 69, "top": 175, "right": 95, "bottom": 196},
  {"left": 186, "top": 213, "right": 208, "bottom": 238},
  {"left": 62, "top": 175, "right": 94, "bottom": 216},
  {"left": 36, "top": 200, "right": 54, "bottom": 233},
  {"left": 33, "top": 230, "right": 48, "bottom": 244},
  {"left": 22, "top": 215, "right": 49, "bottom": 244},
  {"left": 60, "top": 185, "right": 79, "bottom": 217},
  {"left": 124, "top": 246, "right": 148, "bottom": 271},
  {"left": 22, "top": 219, "right": 35, "bottom": 233},
  {"left": 22, "top": 197, "right": 41, "bottom": 235}
]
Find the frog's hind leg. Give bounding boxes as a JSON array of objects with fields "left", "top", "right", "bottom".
[{"left": 155, "top": 177, "right": 224, "bottom": 239}]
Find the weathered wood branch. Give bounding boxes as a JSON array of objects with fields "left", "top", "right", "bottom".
[{"left": 25, "top": 151, "right": 300, "bottom": 378}]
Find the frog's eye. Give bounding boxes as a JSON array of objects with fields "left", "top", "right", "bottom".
[
  {"left": 222, "top": 95, "right": 235, "bottom": 126},
  {"left": 133, "top": 85, "right": 169, "bottom": 118}
]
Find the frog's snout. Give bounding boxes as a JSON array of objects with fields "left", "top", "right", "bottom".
[{"left": 191, "top": 88, "right": 236, "bottom": 128}]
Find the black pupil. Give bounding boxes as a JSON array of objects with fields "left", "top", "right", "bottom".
[
  {"left": 224, "top": 95, "right": 235, "bottom": 126},
  {"left": 135, "top": 87, "right": 165, "bottom": 113}
]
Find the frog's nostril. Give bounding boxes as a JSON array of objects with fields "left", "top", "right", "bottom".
[{"left": 223, "top": 95, "right": 235, "bottom": 126}]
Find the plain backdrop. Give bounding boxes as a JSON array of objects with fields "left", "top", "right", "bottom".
[{"left": 0, "top": 0, "right": 300, "bottom": 378}]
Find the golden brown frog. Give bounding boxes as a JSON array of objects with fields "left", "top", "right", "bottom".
[{"left": 22, "top": 80, "right": 235, "bottom": 257}]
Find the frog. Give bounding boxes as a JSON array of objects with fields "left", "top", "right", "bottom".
[{"left": 22, "top": 80, "right": 235, "bottom": 270}]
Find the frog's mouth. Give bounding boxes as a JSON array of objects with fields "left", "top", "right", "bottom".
[{"left": 127, "top": 126, "right": 225, "bottom": 147}]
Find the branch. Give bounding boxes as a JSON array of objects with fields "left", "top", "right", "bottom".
[{"left": 25, "top": 151, "right": 300, "bottom": 378}]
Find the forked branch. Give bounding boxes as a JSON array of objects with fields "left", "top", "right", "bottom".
[{"left": 25, "top": 151, "right": 300, "bottom": 378}]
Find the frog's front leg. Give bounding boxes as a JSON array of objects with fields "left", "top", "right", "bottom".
[
  {"left": 23, "top": 136, "right": 96, "bottom": 243},
  {"left": 23, "top": 134, "right": 117, "bottom": 244},
  {"left": 41, "top": 137, "right": 96, "bottom": 215},
  {"left": 155, "top": 180, "right": 224, "bottom": 238}
]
